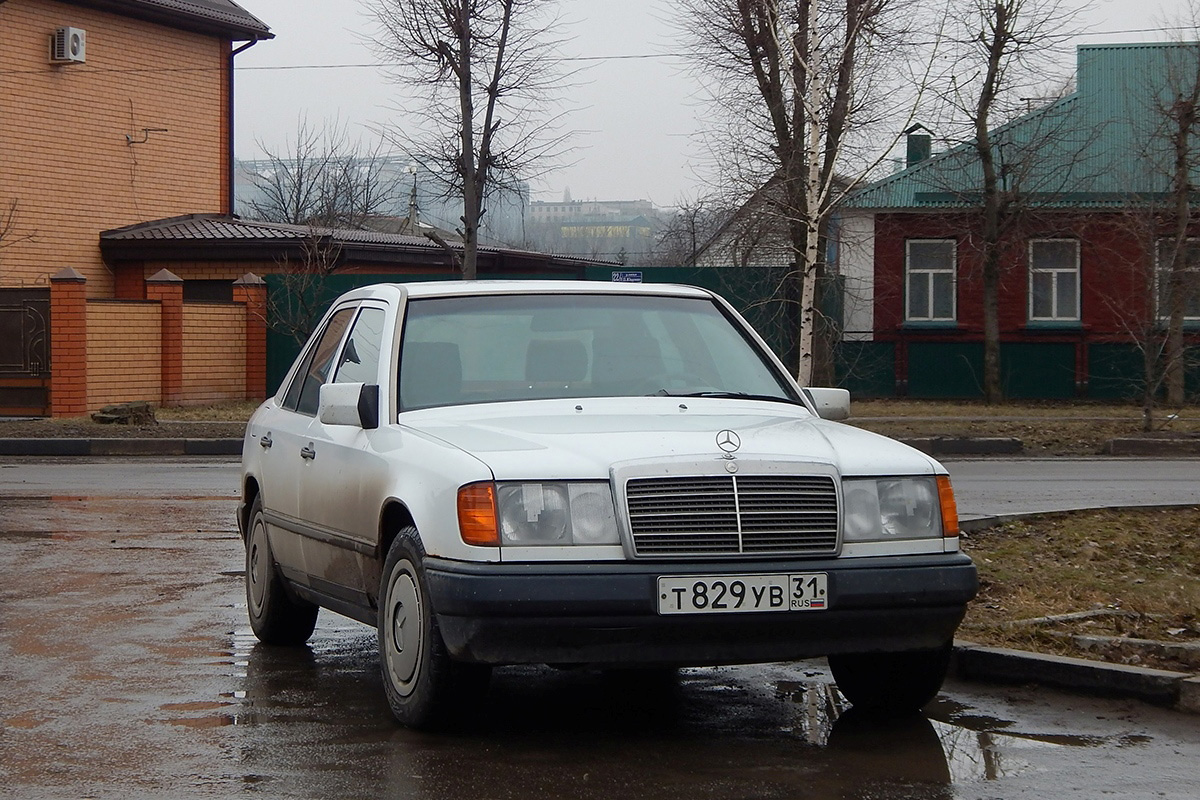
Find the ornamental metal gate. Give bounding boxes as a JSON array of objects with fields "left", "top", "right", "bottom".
[{"left": 0, "top": 288, "right": 50, "bottom": 416}]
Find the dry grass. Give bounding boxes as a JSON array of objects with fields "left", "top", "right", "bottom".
[
  {"left": 154, "top": 400, "right": 261, "bottom": 422},
  {"left": 848, "top": 399, "right": 1200, "bottom": 456},
  {"left": 960, "top": 507, "right": 1200, "bottom": 672}
]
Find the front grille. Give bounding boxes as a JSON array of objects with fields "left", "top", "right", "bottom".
[{"left": 625, "top": 475, "right": 839, "bottom": 557}]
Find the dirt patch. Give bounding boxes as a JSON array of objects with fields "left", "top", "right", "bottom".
[
  {"left": 0, "top": 418, "right": 246, "bottom": 440},
  {"left": 960, "top": 506, "right": 1200, "bottom": 674}
]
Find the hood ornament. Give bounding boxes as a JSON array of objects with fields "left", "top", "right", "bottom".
[{"left": 715, "top": 429, "right": 741, "bottom": 455}]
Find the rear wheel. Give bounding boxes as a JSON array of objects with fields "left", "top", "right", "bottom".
[
  {"left": 828, "top": 643, "right": 953, "bottom": 717},
  {"left": 245, "top": 495, "right": 318, "bottom": 645},
  {"left": 378, "top": 528, "right": 490, "bottom": 729}
]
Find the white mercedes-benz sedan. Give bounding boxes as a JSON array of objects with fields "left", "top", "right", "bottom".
[{"left": 238, "top": 280, "right": 977, "bottom": 728}]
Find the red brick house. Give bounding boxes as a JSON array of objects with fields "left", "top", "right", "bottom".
[{"left": 839, "top": 43, "right": 1200, "bottom": 399}]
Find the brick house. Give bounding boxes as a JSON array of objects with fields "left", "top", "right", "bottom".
[
  {"left": 839, "top": 43, "right": 1200, "bottom": 399},
  {"left": 0, "top": 0, "right": 272, "bottom": 415}
]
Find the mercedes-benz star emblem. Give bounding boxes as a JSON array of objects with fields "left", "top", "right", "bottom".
[{"left": 716, "top": 429, "right": 741, "bottom": 454}]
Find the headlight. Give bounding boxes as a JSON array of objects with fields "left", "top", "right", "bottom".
[
  {"left": 842, "top": 477, "right": 944, "bottom": 542},
  {"left": 493, "top": 482, "right": 620, "bottom": 546}
]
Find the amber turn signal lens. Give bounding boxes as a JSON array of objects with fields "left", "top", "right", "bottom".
[
  {"left": 936, "top": 475, "right": 959, "bottom": 537},
  {"left": 458, "top": 482, "right": 499, "bottom": 546}
]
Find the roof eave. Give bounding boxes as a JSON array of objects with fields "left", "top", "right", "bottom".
[{"left": 61, "top": 0, "right": 273, "bottom": 41}]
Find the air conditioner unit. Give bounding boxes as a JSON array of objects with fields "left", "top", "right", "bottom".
[{"left": 49, "top": 27, "right": 86, "bottom": 64}]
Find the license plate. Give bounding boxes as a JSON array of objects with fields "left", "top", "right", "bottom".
[{"left": 657, "top": 573, "right": 829, "bottom": 615}]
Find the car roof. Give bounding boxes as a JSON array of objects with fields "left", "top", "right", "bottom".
[{"left": 334, "top": 280, "right": 716, "bottom": 304}]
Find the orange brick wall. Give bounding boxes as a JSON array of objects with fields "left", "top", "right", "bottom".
[
  {"left": 135, "top": 261, "right": 277, "bottom": 282},
  {"left": 181, "top": 303, "right": 246, "bottom": 404},
  {"left": 86, "top": 300, "right": 162, "bottom": 408},
  {"left": 0, "top": 0, "right": 229, "bottom": 296}
]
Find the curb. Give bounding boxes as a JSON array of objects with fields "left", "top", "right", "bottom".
[
  {"left": 1102, "top": 437, "right": 1200, "bottom": 456},
  {"left": 0, "top": 438, "right": 243, "bottom": 456},
  {"left": 953, "top": 641, "right": 1199, "bottom": 713},
  {"left": 900, "top": 436, "right": 1023, "bottom": 455}
]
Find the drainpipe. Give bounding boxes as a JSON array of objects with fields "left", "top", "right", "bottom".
[{"left": 228, "top": 39, "right": 259, "bottom": 216}]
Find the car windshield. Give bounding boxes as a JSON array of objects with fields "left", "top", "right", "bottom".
[{"left": 398, "top": 292, "right": 797, "bottom": 410}]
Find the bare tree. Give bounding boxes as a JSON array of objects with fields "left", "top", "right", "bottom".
[
  {"left": 266, "top": 235, "right": 346, "bottom": 346},
  {"left": 678, "top": 0, "right": 935, "bottom": 384},
  {"left": 1094, "top": 33, "right": 1200, "bottom": 424},
  {"left": 1150, "top": 41, "right": 1200, "bottom": 407},
  {"left": 935, "top": 0, "right": 1081, "bottom": 403},
  {"left": 370, "top": 0, "right": 569, "bottom": 280},
  {"left": 242, "top": 117, "right": 400, "bottom": 230},
  {"left": 650, "top": 195, "right": 733, "bottom": 267}
]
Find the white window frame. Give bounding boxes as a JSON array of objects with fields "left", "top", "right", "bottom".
[
  {"left": 1027, "top": 238, "right": 1081, "bottom": 323},
  {"left": 905, "top": 239, "right": 957, "bottom": 323},
  {"left": 1155, "top": 237, "right": 1200, "bottom": 323}
]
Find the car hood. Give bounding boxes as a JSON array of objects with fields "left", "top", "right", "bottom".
[{"left": 402, "top": 397, "right": 939, "bottom": 480}]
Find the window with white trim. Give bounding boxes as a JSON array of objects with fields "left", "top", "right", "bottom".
[
  {"left": 1155, "top": 238, "right": 1200, "bottom": 322},
  {"left": 1028, "top": 239, "right": 1080, "bottom": 322},
  {"left": 905, "top": 239, "right": 956, "bottom": 322}
]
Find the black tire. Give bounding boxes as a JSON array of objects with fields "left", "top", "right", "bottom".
[
  {"left": 828, "top": 642, "right": 953, "bottom": 717},
  {"left": 245, "top": 495, "right": 318, "bottom": 645},
  {"left": 378, "top": 527, "right": 490, "bottom": 729}
]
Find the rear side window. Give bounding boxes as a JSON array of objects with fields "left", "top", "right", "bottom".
[{"left": 282, "top": 307, "right": 355, "bottom": 415}]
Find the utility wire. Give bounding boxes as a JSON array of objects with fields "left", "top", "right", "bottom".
[{"left": 2, "top": 26, "right": 1197, "bottom": 77}]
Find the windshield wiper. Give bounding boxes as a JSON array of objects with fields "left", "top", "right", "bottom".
[{"left": 652, "top": 389, "right": 801, "bottom": 405}]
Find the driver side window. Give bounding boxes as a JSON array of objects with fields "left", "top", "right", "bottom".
[{"left": 282, "top": 307, "right": 356, "bottom": 416}]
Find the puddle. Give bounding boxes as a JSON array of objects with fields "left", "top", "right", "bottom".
[
  {"left": 166, "top": 715, "right": 236, "bottom": 728},
  {"left": 770, "top": 680, "right": 1157, "bottom": 785},
  {"left": 0, "top": 530, "right": 56, "bottom": 540}
]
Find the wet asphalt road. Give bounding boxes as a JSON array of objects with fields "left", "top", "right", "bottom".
[{"left": 1, "top": 460, "right": 1199, "bottom": 799}]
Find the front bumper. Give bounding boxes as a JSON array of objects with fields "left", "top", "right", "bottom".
[{"left": 424, "top": 553, "right": 978, "bottom": 666}]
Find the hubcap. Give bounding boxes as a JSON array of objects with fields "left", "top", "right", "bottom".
[
  {"left": 248, "top": 519, "right": 268, "bottom": 612},
  {"left": 384, "top": 569, "right": 421, "bottom": 694}
]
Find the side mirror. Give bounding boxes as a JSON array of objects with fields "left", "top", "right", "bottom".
[
  {"left": 803, "top": 387, "right": 851, "bottom": 421},
  {"left": 318, "top": 382, "right": 380, "bottom": 430}
]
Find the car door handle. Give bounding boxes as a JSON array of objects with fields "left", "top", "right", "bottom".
[
  {"left": 300, "top": 444, "right": 316, "bottom": 461},
  {"left": 260, "top": 434, "right": 273, "bottom": 449}
]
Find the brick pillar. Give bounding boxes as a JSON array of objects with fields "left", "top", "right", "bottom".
[
  {"left": 146, "top": 269, "right": 184, "bottom": 406},
  {"left": 233, "top": 272, "right": 268, "bottom": 400},
  {"left": 50, "top": 268, "right": 89, "bottom": 417}
]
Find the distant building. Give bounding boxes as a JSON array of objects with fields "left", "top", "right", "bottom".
[{"left": 526, "top": 196, "right": 666, "bottom": 264}]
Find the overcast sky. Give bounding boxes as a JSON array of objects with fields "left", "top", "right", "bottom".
[{"left": 233, "top": 0, "right": 1196, "bottom": 206}]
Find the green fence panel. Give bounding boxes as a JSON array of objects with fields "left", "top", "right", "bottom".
[
  {"left": 1001, "top": 342, "right": 1076, "bottom": 399},
  {"left": 907, "top": 342, "right": 985, "bottom": 397},
  {"left": 835, "top": 341, "right": 895, "bottom": 397},
  {"left": 1188, "top": 346, "right": 1200, "bottom": 401},
  {"left": 1087, "top": 344, "right": 1144, "bottom": 400}
]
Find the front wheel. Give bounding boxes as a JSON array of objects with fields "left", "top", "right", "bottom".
[
  {"left": 828, "top": 643, "right": 953, "bottom": 717},
  {"left": 245, "top": 495, "right": 318, "bottom": 645},
  {"left": 378, "top": 528, "right": 490, "bottom": 729}
]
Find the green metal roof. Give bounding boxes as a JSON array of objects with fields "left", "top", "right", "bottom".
[{"left": 846, "top": 43, "right": 1200, "bottom": 210}]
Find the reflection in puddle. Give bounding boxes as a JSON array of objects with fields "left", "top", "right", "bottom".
[{"left": 214, "top": 631, "right": 1157, "bottom": 799}]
